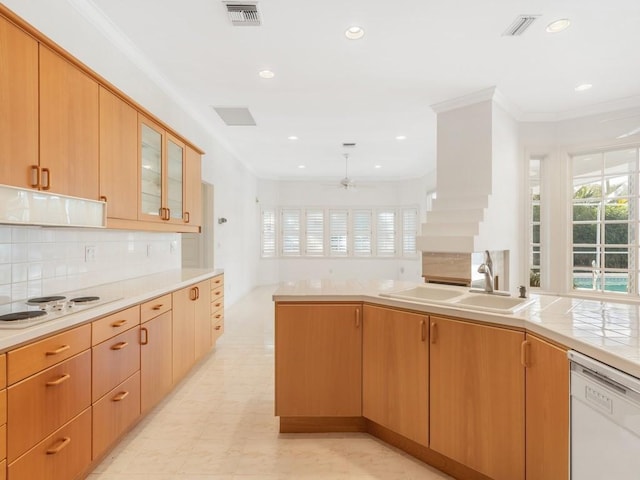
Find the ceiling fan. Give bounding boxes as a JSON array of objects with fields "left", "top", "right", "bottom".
[{"left": 338, "top": 153, "right": 356, "bottom": 190}]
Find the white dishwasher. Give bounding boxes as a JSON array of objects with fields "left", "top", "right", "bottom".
[{"left": 569, "top": 351, "right": 640, "bottom": 479}]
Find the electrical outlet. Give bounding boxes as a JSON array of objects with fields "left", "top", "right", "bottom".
[
  {"left": 170, "top": 240, "right": 177, "bottom": 253},
  {"left": 85, "top": 245, "right": 96, "bottom": 262},
  {"left": 146, "top": 244, "right": 152, "bottom": 257}
]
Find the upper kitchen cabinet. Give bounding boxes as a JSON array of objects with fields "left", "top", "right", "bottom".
[
  {"left": 39, "top": 45, "right": 99, "bottom": 199},
  {"left": 184, "top": 145, "right": 202, "bottom": 226},
  {"left": 139, "top": 115, "right": 199, "bottom": 228},
  {"left": 99, "top": 87, "right": 138, "bottom": 220},
  {"left": 0, "top": 16, "right": 38, "bottom": 188}
]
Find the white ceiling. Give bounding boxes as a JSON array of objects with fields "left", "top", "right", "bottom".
[{"left": 84, "top": 0, "right": 640, "bottom": 181}]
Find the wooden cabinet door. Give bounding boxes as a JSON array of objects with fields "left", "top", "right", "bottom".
[
  {"left": 99, "top": 87, "right": 138, "bottom": 220},
  {"left": 184, "top": 145, "right": 202, "bottom": 227},
  {"left": 165, "top": 132, "right": 184, "bottom": 224},
  {"left": 172, "top": 285, "right": 196, "bottom": 382},
  {"left": 429, "top": 316, "right": 525, "bottom": 480},
  {"left": 39, "top": 45, "right": 99, "bottom": 199},
  {"left": 0, "top": 16, "right": 38, "bottom": 188},
  {"left": 8, "top": 408, "right": 91, "bottom": 480},
  {"left": 363, "top": 305, "right": 428, "bottom": 446},
  {"left": 92, "top": 371, "right": 140, "bottom": 460},
  {"left": 525, "top": 334, "right": 569, "bottom": 480},
  {"left": 275, "top": 303, "right": 362, "bottom": 417},
  {"left": 194, "top": 279, "right": 212, "bottom": 360},
  {"left": 140, "top": 311, "right": 173, "bottom": 413},
  {"left": 7, "top": 350, "right": 91, "bottom": 462},
  {"left": 138, "top": 115, "right": 164, "bottom": 222},
  {"left": 91, "top": 327, "right": 141, "bottom": 402}
]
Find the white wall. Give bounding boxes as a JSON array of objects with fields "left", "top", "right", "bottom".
[
  {"left": 256, "top": 178, "right": 428, "bottom": 285},
  {"left": 3, "top": 0, "right": 260, "bottom": 306}
]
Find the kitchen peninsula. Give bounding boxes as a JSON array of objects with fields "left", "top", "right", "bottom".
[{"left": 274, "top": 279, "right": 640, "bottom": 480}]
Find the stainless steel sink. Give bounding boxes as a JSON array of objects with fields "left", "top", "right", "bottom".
[
  {"left": 381, "top": 285, "right": 466, "bottom": 303},
  {"left": 452, "top": 294, "right": 535, "bottom": 313}
]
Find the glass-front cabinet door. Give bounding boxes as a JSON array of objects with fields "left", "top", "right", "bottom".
[
  {"left": 138, "top": 115, "right": 185, "bottom": 223},
  {"left": 140, "top": 121, "right": 163, "bottom": 218},
  {"left": 166, "top": 134, "right": 184, "bottom": 221}
]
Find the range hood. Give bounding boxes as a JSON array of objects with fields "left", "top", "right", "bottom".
[
  {"left": 416, "top": 87, "right": 520, "bottom": 254},
  {"left": 0, "top": 184, "right": 106, "bottom": 228}
]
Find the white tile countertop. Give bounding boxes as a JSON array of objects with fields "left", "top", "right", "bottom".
[
  {"left": 273, "top": 279, "right": 640, "bottom": 379},
  {"left": 0, "top": 268, "right": 223, "bottom": 352}
]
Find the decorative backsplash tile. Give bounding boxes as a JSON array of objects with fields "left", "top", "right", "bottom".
[{"left": 0, "top": 225, "right": 181, "bottom": 304}]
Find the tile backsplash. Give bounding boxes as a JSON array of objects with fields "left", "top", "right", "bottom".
[{"left": 0, "top": 225, "right": 181, "bottom": 305}]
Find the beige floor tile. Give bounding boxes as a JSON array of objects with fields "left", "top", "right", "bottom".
[{"left": 92, "top": 285, "right": 452, "bottom": 479}]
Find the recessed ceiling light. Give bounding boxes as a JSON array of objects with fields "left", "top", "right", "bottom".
[
  {"left": 345, "top": 26, "right": 364, "bottom": 40},
  {"left": 258, "top": 70, "right": 275, "bottom": 79},
  {"left": 287, "top": 136, "right": 298, "bottom": 141},
  {"left": 546, "top": 18, "right": 571, "bottom": 33},
  {"left": 374, "top": 165, "right": 382, "bottom": 169},
  {"left": 395, "top": 135, "right": 407, "bottom": 140},
  {"left": 298, "top": 165, "right": 306, "bottom": 169},
  {"left": 575, "top": 83, "right": 593, "bottom": 92}
]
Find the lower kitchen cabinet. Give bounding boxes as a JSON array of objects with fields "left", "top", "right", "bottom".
[
  {"left": 429, "top": 316, "right": 526, "bottom": 480},
  {"left": 92, "top": 372, "right": 141, "bottom": 460},
  {"left": 525, "top": 333, "right": 569, "bottom": 480},
  {"left": 275, "top": 303, "right": 362, "bottom": 417},
  {"left": 140, "top": 310, "right": 173, "bottom": 413},
  {"left": 8, "top": 407, "right": 91, "bottom": 480},
  {"left": 362, "top": 305, "right": 429, "bottom": 446},
  {"left": 7, "top": 349, "right": 91, "bottom": 463},
  {"left": 172, "top": 280, "right": 211, "bottom": 382}
]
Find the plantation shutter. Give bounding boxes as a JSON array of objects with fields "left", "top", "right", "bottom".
[
  {"left": 281, "top": 209, "right": 301, "bottom": 256},
  {"left": 305, "top": 210, "right": 324, "bottom": 256},
  {"left": 353, "top": 210, "right": 372, "bottom": 256},
  {"left": 261, "top": 209, "right": 276, "bottom": 257},
  {"left": 402, "top": 207, "right": 418, "bottom": 256},
  {"left": 376, "top": 210, "right": 396, "bottom": 256},
  {"left": 329, "top": 210, "right": 349, "bottom": 256}
]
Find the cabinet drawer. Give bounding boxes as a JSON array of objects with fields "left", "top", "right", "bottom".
[
  {"left": 210, "top": 285, "right": 224, "bottom": 302},
  {"left": 0, "top": 423, "right": 5, "bottom": 462},
  {"left": 0, "top": 355, "right": 6, "bottom": 389},
  {"left": 0, "top": 389, "right": 6, "bottom": 425},
  {"left": 92, "top": 305, "right": 140, "bottom": 345},
  {"left": 210, "top": 275, "right": 224, "bottom": 290},
  {"left": 92, "top": 327, "right": 140, "bottom": 402},
  {"left": 8, "top": 350, "right": 91, "bottom": 462},
  {"left": 92, "top": 371, "right": 140, "bottom": 460},
  {"left": 211, "top": 297, "right": 224, "bottom": 313},
  {"left": 212, "top": 317, "right": 224, "bottom": 344},
  {"left": 8, "top": 407, "right": 91, "bottom": 480},
  {"left": 140, "top": 293, "right": 172, "bottom": 323},
  {"left": 7, "top": 324, "right": 91, "bottom": 385}
]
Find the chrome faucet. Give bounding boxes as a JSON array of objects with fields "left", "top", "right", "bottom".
[{"left": 477, "top": 250, "right": 494, "bottom": 293}]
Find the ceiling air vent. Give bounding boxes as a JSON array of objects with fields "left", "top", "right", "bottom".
[
  {"left": 342, "top": 142, "right": 357, "bottom": 148},
  {"left": 212, "top": 107, "right": 257, "bottom": 126},
  {"left": 224, "top": 2, "right": 261, "bottom": 26},
  {"left": 503, "top": 15, "right": 540, "bottom": 36}
]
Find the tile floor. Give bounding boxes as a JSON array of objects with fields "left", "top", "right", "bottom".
[{"left": 88, "top": 285, "right": 452, "bottom": 479}]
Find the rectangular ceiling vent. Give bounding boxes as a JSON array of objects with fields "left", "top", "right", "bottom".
[
  {"left": 503, "top": 15, "right": 540, "bottom": 36},
  {"left": 212, "top": 106, "right": 257, "bottom": 126},
  {"left": 224, "top": 2, "right": 261, "bottom": 26},
  {"left": 342, "top": 142, "right": 357, "bottom": 148}
]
